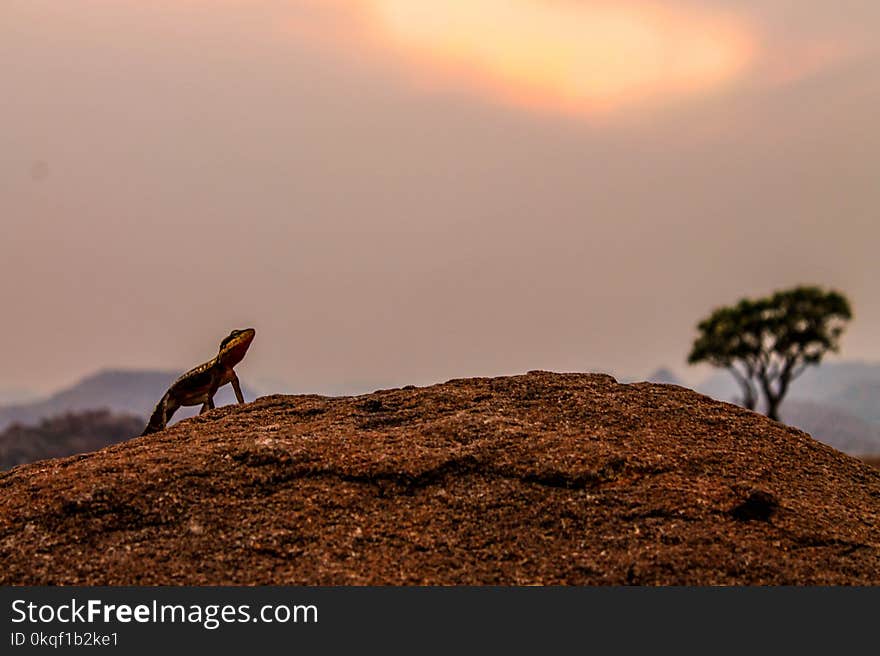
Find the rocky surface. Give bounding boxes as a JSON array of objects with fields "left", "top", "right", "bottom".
[{"left": 1, "top": 372, "right": 879, "bottom": 585}]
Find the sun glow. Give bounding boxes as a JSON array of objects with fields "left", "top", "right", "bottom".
[{"left": 362, "top": 1, "right": 756, "bottom": 115}]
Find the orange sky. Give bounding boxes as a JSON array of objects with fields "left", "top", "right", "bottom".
[
  {"left": 359, "top": 1, "right": 756, "bottom": 116},
  {"left": 1, "top": 1, "right": 879, "bottom": 395}
]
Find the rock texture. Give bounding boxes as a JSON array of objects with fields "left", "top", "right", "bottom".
[{"left": 2, "top": 372, "right": 879, "bottom": 585}]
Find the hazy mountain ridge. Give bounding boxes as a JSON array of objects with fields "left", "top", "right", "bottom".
[
  {"left": 0, "top": 369, "right": 258, "bottom": 432},
  {"left": 645, "top": 368, "right": 686, "bottom": 386},
  {"left": 0, "top": 387, "right": 37, "bottom": 405},
  {"left": 698, "top": 361, "right": 880, "bottom": 420},
  {"left": 0, "top": 410, "right": 143, "bottom": 471},
  {"left": 781, "top": 401, "right": 880, "bottom": 456},
  {"left": 687, "top": 361, "right": 880, "bottom": 455}
]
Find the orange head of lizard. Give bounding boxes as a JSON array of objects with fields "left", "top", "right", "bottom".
[{"left": 217, "top": 328, "right": 256, "bottom": 367}]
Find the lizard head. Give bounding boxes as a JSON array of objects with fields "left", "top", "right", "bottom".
[{"left": 217, "top": 328, "right": 256, "bottom": 366}]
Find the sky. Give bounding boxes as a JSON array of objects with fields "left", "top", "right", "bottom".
[{"left": 2, "top": 0, "right": 879, "bottom": 396}]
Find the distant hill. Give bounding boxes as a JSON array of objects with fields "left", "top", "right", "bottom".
[
  {"left": 698, "top": 361, "right": 880, "bottom": 423},
  {"left": 0, "top": 410, "right": 143, "bottom": 470},
  {"left": 831, "top": 380, "right": 880, "bottom": 424},
  {"left": 618, "top": 367, "right": 685, "bottom": 386},
  {"left": 782, "top": 401, "right": 880, "bottom": 455},
  {"left": 645, "top": 368, "right": 685, "bottom": 386},
  {"left": 0, "top": 369, "right": 258, "bottom": 432},
  {"left": 696, "top": 361, "right": 880, "bottom": 456},
  {"left": 0, "top": 387, "right": 37, "bottom": 405}
]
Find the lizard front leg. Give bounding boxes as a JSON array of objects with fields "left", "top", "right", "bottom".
[{"left": 231, "top": 371, "right": 245, "bottom": 404}]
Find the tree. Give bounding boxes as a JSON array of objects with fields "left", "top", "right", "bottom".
[{"left": 688, "top": 286, "right": 852, "bottom": 421}]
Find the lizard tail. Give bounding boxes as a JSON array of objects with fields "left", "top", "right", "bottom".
[{"left": 142, "top": 394, "right": 169, "bottom": 436}]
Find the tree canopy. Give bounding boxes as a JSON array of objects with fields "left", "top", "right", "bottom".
[{"left": 688, "top": 286, "right": 852, "bottom": 420}]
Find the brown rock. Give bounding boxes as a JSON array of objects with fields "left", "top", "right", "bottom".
[{"left": 1, "top": 372, "right": 879, "bottom": 585}]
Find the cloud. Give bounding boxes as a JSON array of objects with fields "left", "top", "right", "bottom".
[
  {"left": 345, "top": 1, "right": 757, "bottom": 116},
  {"left": 263, "top": 0, "right": 877, "bottom": 119}
]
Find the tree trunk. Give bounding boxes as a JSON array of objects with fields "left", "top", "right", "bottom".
[
  {"left": 728, "top": 367, "right": 757, "bottom": 411},
  {"left": 765, "top": 397, "right": 781, "bottom": 421},
  {"left": 742, "top": 386, "right": 757, "bottom": 411},
  {"left": 760, "top": 373, "right": 788, "bottom": 422}
]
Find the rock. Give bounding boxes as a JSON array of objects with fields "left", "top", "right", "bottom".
[{"left": 1, "top": 372, "right": 879, "bottom": 585}]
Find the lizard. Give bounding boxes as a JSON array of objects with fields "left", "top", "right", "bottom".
[{"left": 141, "top": 328, "right": 256, "bottom": 435}]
